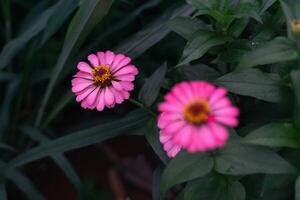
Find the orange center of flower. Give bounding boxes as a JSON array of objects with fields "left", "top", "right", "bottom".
[
  {"left": 92, "top": 65, "right": 112, "bottom": 87},
  {"left": 183, "top": 99, "right": 210, "bottom": 125}
]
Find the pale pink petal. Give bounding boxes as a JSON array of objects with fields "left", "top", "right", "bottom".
[
  {"left": 168, "top": 145, "right": 181, "bottom": 158},
  {"left": 72, "top": 78, "right": 92, "bottom": 86},
  {"left": 120, "top": 90, "right": 130, "bottom": 100},
  {"left": 158, "top": 102, "right": 182, "bottom": 113},
  {"left": 88, "top": 54, "right": 99, "bottom": 67},
  {"left": 105, "top": 51, "right": 115, "bottom": 65},
  {"left": 211, "top": 98, "right": 231, "bottom": 111},
  {"left": 77, "top": 62, "right": 92, "bottom": 73},
  {"left": 173, "top": 125, "right": 193, "bottom": 147},
  {"left": 164, "top": 121, "right": 185, "bottom": 134},
  {"left": 160, "top": 131, "right": 171, "bottom": 143}
]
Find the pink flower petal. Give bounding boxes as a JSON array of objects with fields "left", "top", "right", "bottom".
[
  {"left": 111, "top": 81, "right": 123, "bottom": 91},
  {"left": 113, "top": 57, "right": 131, "bottom": 72},
  {"left": 168, "top": 144, "right": 181, "bottom": 158},
  {"left": 111, "top": 54, "right": 125, "bottom": 70},
  {"left": 96, "top": 90, "right": 105, "bottom": 111},
  {"left": 97, "top": 52, "right": 106, "bottom": 65},
  {"left": 158, "top": 102, "right": 182, "bottom": 113},
  {"left": 77, "top": 62, "right": 92, "bottom": 73},
  {"left": 88, "top": 54, "right": 99, "bottom": 67},
  {"left": 211, "top": 98, "right": 231, "bottom": 111},
  {"left": 119, "top": 81, "right": 134, "bottom": 91},
  {"left": 199, "top": 125, "right": 217, "bottom": 149},
  {"left": 209, "top": 88, "right": 227, "bottom": 105},
  {"left": 105, "top": 51, "right": 115, "bottom": 65},
  {"left": 214, "top": 116, "right": 239, "bottom": 127},
  {"left": 213, "top": 106, "right": 240, "bottom": 117},
  {"left": 115, "top": 74, "right": 135, "bottom": 81},
  {"left": 72, "top": 81, "right": 94, "bottom": 93},
  {"left": 208, "top": 123, "right": 229, "bottom": 146},
  {"left": 73, "top": 71, "right": 93, "bottom": 80},
  {"left": 164, "top": 121, "right": 185, "bottom": 134},
  {"left": 173, "top": 125, "right": 193, "bottom": 147},
  {"left": 75, "top": 86, "right": 96, "bottom": 102},
  {"left": 110, "top": 87, "right": 124, "bottom": 104},
  {"left": 86, "top": 87, "right": 100, "bottom": 106},
  {"left": 114, "top": 65, "right": 138, "bottom": 76},
  {"left": 104, "top": 87, "right": 115, "bottom": 106}
]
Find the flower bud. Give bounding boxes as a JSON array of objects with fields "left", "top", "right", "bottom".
[{"left": 291, "top": 20, "right": 300, "bottom": 37}]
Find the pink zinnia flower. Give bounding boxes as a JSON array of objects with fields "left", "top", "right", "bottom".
[
  {"left": 158, "top": 81, "right": 239, "bottom": 157},
  {"left": 71, "top": 51, "right": 138, "bottom": 110}
]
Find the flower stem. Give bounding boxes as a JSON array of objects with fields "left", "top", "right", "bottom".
[{"left": 128, "top": 98, "right": 157, "bottom": 117}]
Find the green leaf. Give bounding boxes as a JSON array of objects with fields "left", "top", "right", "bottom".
[
  {"left": 0, "top": 4, "right": 56, "bottom": 70},
  {"left": 4, "top": 164, "right": 45, "bottom": 200},
  {"left": 167, "top": 16, "right": 207, "bottom": 39},
  {"left": 233, "top": 2, "right": 262, "bottom": 23},
  {"left": 115, "top": 4, "right": 195, "bottom": 59},
  {"left": 7, "top": 109, "right": 150, "bottom": 169},
  {"left": 145, "top": 119, "right": 169, "bottom": 165},
  {"left": 182, "top": 63, "right": 220, "bottom": 81},
  {"left": 296, "top": 175, "right": 300, "bottom": 200},
  {"left": 20, "top": 126, "right": 81, "bottom": 191},
  {"left": 184, "top": 175, "right": 246, "bottom": 200},
  {"left": 215, "top": 68, "right": 284, "bottom": 103},
  {"left": 186, "top": 0, "right": 211, "bottom": 14},
  {"left": 260, "top": 0, "right": 277, "bottom": 14},
  {"left": 291, "top": 68, "right": 300, "bottom": 112},
  {"left": 35, "top": 0, "right": 113, "bottom": 126},
  {"left": 238, "top": 37, "right": 298, "bottom": 69},
  {"left": 139, "top": 63, "right": 167, "bottom": 107},
  {"left": 215, "top": 141, "right": 296, "bottom": 175},
  {"left": 243, "top": 123, "right": 300, "bottom": 148},
  {"left": 160, "top": 151, "right": 213, "bottom": 194},
  {"left": 42, "top": 91, "right": 74, "bottom": 127},
  {"left": 41, "top": 0, "right": 80, "bottom": 45},
  {"left": 152, "top": 167, "right": 163, "bottom": 200},
  {"left": 0, "top": 182, "right": 7, "bottom": 200},
  {"left": 177, "top": 30, "right": 230, "bottom": 67}
]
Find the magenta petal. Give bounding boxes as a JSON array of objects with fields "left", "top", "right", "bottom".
[
  {"left": 208, "top": 123, "right": 229, "bottom": 146},
  {"left": 120, "top": 81, "right": 134, "bottom": 91},
  {"left": 104, "top": 87, "right": 115, "bottom": 106},
  {"left": 213, "top": 106, "right": 240, "bottom": 117},
  {"left": 86, "top": 87, "right": 100, "bottom": 106},
  {"left": 111, "top": 81, "right": 123, "bottom": 91},
  {"left": 168, "top": 145, "right": 181, "bottom": 158},
  {"left": 96, "top": 90, "right": 105, "bottom": 111},
  {"left": 97, "top": 52, "right": 106, "bottom": 65},
  {"left": 215, "top": 116, "right": 239, "bottom": 127},
  {"left": 72, "top": 81, "right": 94, "bottom": 93},
  {"left": 77, "top": 62, "right": 92, "bottom": 73},
  {"left": 173, "top": 125, "right": 193, "bottom": 147},
  {"left": 110, "top": 87, "right": 124, "bottom": 104},
  {"left": 111, "top": 54, "right": 125, "bottom": 70},
  {"left": 200, "top": 125, "right": 217, "bottom": 149},
  {"left": 75, "top": 86, "right": 96, "bottom": 102},
  {"left": 88, "top": 54, "right": 99, "bottom": 67},
  {"left": 105, "top": 51, "right": 115, "bottom": 65},
  {"left": 209, "top": 88, "right": 227, "bottom": 105}
]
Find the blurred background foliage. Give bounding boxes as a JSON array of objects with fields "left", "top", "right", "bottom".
[{"left": 1, "top": 0, "right": 300, "bottom": 199}]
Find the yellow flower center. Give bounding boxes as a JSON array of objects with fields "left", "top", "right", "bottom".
[
  {"left": 92, "top": 65, "right": 112, "bottom": 87},
  {"left": 183, "top": 99, "right": 210, "bottom": 125}
]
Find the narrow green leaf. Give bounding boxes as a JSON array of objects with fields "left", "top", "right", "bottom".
[
  {"left": 5, "top": 165, "right": 45, "bottom": 200},
  {"left": 160, "top": 151, "right": 213, "bottom": 194},
  {"left": 8, "top": 109, "right": 149, "bottom": 169},
  {"left": 260, "top": 0, "right": 277, "bottom": 14},
  {"left": 115, "top": 4, "right": 195, "bottom": 59},
  {"left": 184, "top": 175, "right": 246, "bottom": 200},
  {"left": 233, "top": 2, "right": 262, "bottom": 23},
  {"left": 35, "top": 0, "right": 113, "bottom": 126},
  {"left": 215, "top": 142, "right": 296, "bottom": 175},
  {"left": 152, "top": 167, "right": 163, "bottom": 200},
  {"left": 215, "top": 68, "right": 284, "bottom": 103},
  {"left": 295, "top": 175, "right": 300, "bottom": 200},
  {"left": 0, "top": 4, "right": 56, "bottom": 70},
  {"left": 145, "top": 119, "right": 169, "bottom": 165},
  {"left": 291, "top": 68, "right": 300, "bottom": 112},
  {"left": 139, "top": 63, "right": 167, "bottom": 107},
  {"left": 20, "top": 126, "right": 81, "bottom": 191},
  {"left": 186, "top": 0, "right": 211, "bottom": 14},
  {"left": 178, "top": 30, "right": 230, "bottom": 67},
  {"left": 0, "top": 182, "right": 7, "bottom": 200},
  {"left": 238, "top": 37, "right": 298, "bottom": 69},
  {"left": 41, "top": 0, "right": 80, "bottom": 45},
  {"left": 243, "top": 123, "right": 300, "bottom": 148},
  {"left": 167, "top": 16, "right": 207, "bottom": 39},
  {"left": 182, "top": 63, "right": 220, "bottom": 81},
  {"left": 42, "top": 91, "right": 74, "bottom": 127}
]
